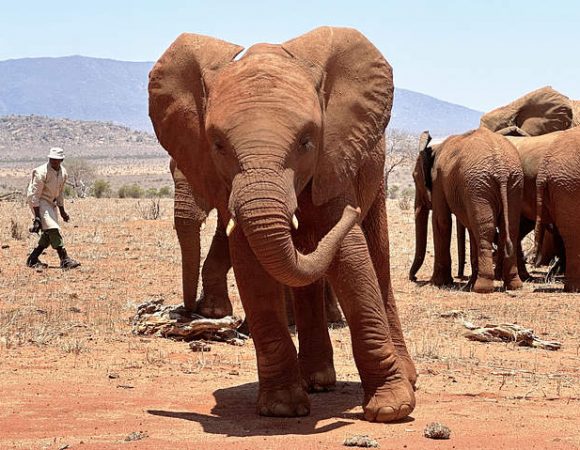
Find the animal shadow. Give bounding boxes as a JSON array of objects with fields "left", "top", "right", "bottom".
[{"left": 148, "top": 381, "right": 402, "bottom": 437}]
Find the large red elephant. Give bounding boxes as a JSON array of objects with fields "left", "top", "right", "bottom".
[{"left": 149, "top": 27, "right": 415, "bottom": 422}]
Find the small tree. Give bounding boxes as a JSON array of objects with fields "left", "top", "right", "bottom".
[
  {"left": 384, "top": 129, "right": 417, "bottom": 185},
  {"left": 65, "top": 158, "right": 95, "bottom": 198}
]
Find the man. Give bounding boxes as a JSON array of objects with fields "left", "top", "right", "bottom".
[{"left": 26, "top": 147, "right": 81, "bottom": 269}]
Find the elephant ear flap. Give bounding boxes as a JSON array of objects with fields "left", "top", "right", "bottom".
[
  {"left": 148, "top": 33, "right": 243, "bottom": 195},
  {"left": 283, "top": 27, "right": 394, "bottom": 206},
  {"left": 417, "top": 131, "right": 433, "bottom": 191},
  {"left": 418, "top": 131, "right": 432, "bottom": 153}
]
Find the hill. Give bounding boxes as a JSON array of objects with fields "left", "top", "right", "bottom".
[
  {"left": 0, "top": 56, "right": 482, "bottom": 136},
  {"left": 0, "top": 115, "right": 163, "bottom": 163}
]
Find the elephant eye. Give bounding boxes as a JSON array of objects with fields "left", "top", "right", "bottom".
[
  {"left": 212, "top": 139, "right": 226, "bottom": 154},
  {"left": 299, "top": 135, "right": 315, "bottom": 152}
]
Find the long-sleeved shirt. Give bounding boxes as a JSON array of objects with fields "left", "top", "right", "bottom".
[{"left": 27, "top": 162, "right": 68, "bottom": 208}]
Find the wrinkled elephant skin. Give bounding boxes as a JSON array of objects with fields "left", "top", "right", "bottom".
[
  {"left": 149, "top": 27, "right": 416, "bottom": 421},
  {"left": 410, "top": 128, "right": 524, "bottom": 293}
]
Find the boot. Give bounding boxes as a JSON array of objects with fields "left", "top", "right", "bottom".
[
  {"left": 57, "top": 247, "right": 81, "bottom": 269},
  {"left": 26, "top": 246, "right": 48, "bottom": 268}
]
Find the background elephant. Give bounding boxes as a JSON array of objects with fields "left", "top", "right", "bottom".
[
  {"left": 171, "top": 158, "right": 232, "bottom": 316},
  {"left": 149, "top": 27, "right": 415, "bottom": 422},
  {"left": 410, "top": 128, "right": 523, "bottom": 293},
  {"left": 171, "top": 158, "right": 344, "bottom": 324},
  {"left": 535, "top": 127, "right": 580, "bottom": 291},
  {"left": 504, "top": 132, "right": 566, "bottom": 279}
]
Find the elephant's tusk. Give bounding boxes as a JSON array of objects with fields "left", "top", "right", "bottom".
[
  {"left": 226, "top": 218, "right": 236, "bottom": 237},
  {"left": 201, "top": 221, "right": 207, "bottom": 231},
  {"left": 292, "top": 214, "right": 299, "bottom": 230}
]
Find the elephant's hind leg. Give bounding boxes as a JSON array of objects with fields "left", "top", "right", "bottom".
[
  {"left": 197, "top": 215, "right": 233, "bottom": 318},
  {"left": 229, "top": 233, "right": 309, "bottom": 417},
  {"left": 292, "top": 280, "right": 336, "bottom": 392},
  {"left": 362, "top": 190, "right": 417, "bottom": 389},
  {"left": 328, "top": 225, "right": 415, "bottom": 423}
]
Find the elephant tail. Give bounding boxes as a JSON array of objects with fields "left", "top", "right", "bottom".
[{"left": 499, "top": 180, "right": 514, "bottom": 258}]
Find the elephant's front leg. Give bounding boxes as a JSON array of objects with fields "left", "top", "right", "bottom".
[
  {"left": 328, "top": 225, "right": 415, "bottom": 423},
  {"left": 292, "top": 280, "right": 336, "bottom": 392},
  {"left": 229, "top": 233, "right": 309, "bottom": 417},
  {"left": 197, "top": 215, "right": 233, "bottom": 318},
  {"left": 362, "top": 190, "right": 416, "bottom": 389}
]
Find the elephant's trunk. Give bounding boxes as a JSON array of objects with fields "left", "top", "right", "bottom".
[
  {"left": 231, "top": 172, "right": 359, "bottom": 287},
  {"left": 409, "top": 200, "right": 430, "bottom": 281}
]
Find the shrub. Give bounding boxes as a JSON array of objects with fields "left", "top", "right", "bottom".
[
  {"left": 118, "top": 184, "right": 144, "bottom": 199},
  {"left": 145, "top": 187, "right": 159, "bottom": 198},
  {"left": 91, "top": 179, "right": 111, "bottom": 198},
  {"left": 63, "top": 184, "right": 76, "bottom": 198},
  {"left": 388, "top": 184, "right": 400, "bottom": 199},
  {"left": 158, "top": 186, "right": 172, "bottom": 198},
  {"left": 10, "top": 219, "right": 24, "bottom": 240},
  {"left": 136, "top": 198, "right": 161, "bottom": 220}
]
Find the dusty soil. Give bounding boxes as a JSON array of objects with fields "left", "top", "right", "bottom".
[{"left": 0, "top": 197, "right": 578, "bottom": 449}]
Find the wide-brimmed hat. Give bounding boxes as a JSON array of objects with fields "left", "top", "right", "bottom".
[{"left": 47, "top": 147, "right": 65, "bottom": 160}]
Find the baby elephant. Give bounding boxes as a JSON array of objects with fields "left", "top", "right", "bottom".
[{"left": 410, "top": 127, "right": 524, "bottom": 293}]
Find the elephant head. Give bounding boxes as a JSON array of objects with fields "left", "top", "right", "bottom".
[
  {"left": 149, "top": 27, "right": 392, "bottom": 287},
  {"left": 409, "top": 131, "right": 435, "bottom": 281}
]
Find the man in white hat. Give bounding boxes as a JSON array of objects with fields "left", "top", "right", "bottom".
[{"left": 26, "top": 147, "right": 81, "bottom": 269}]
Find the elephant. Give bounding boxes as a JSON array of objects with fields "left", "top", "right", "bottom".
[
  {"left": 504, "top": 132, "right": 566, "bottom": 279},
  {"left": 171, "top": 157, "right": 344, "bottom": 324},
  {"left": 171, "top": 158, "right": 232, "bottom": 316},
  {"left": 409, "top": 128, "right": 524, "bottom": 293},
  {"left": 534, "top": 127, "right": 580, "bottom": 291},
  {"left": 149, "top": 27, "right": 416, "bottom": 422}
]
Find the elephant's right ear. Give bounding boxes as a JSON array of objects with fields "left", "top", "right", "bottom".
[
  {"left": 148, "top": 33, "right": 243, "bottom": 198},
  {"left": 417, "top": 131, "right": 433, "bottom": 192}
]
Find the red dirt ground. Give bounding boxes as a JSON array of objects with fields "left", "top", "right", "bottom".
[{"left": 0, "top": 198, "right": 578, "bottom": 449}]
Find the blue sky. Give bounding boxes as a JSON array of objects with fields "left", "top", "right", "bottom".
[{"left": 1, "top": 0, "right": 579, "bottom": 111}]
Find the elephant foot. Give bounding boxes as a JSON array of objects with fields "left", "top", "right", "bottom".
[
  {"left": 300, "top": 360, "right": 336, "bottom": 393},
  {"left": 564, "top": 278, "right": 580, "bottom": 292},
  {"left": 519, "top": 269, "right": 532, "bottom": 282},
  {"left": 196, "top": 291, "right": 233, "bottom": 318},
  {"left": 363, "top": 376, "right": 415, "bottom": 422},
  {"left": 504, "top": 276, "right": 523, "bottom": 291},
  {"left": 473, "top": 277, "right": 494, "bottom": 294},
  {"left": 430, "top": 274, "right": 453, "bottom": 287},
  {"left": 397, "top": 355, "right": 418, "bottom": 390},
  {"left": 257, "top": 383, "right": 310, "bottom": 417}
]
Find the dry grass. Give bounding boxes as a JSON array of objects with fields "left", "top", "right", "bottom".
[{"left": 0, "top": 195, "right": 579, "bottom": 446}]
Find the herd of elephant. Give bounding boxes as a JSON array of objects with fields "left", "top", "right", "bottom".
[
  {"left": 147, "top": 27, "right": 579, "bottom": 423},
  {"left": 410, "top": 119, "right": 580, "bottom": 294}
]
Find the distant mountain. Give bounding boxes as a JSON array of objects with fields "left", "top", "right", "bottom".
[
  {"left": 0, "top": 55, "right": 482, "bottom": 136},
  {"left": 391, "top": 88, "right": 482, "bottom": 137},
  {"left": 0, "top": 115, "right": 163, "bottom": 162}
]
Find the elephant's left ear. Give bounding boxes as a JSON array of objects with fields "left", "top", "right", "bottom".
[{"left": 283, "top": 27, "right": 393, "bottom": 206}]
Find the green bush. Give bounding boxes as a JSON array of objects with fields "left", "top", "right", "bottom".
[
  {"left": 118, "top": 183, "right": 144, "bottom": 199},
  {"left": 91, "top": 179, "right": 111, "bottom": 198},
  {"left": 145, "top": 187, "right": 159, "bottom": 198},
  {"left": 63, "top": 184, "right": 75, "bottom": 198},
  {"left": 158, "top": 186, "right": 172, "bottom": 198},
  {"left": 387, "top": 184, "right": 400, "bottom": 199}
]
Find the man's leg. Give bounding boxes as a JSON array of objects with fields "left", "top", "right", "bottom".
[
  {"left": 47, "top": 229, "right": 81, "bottom": 269},
  {"left": 26, "top": 233, "right": 49, "bottom": 268}
]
